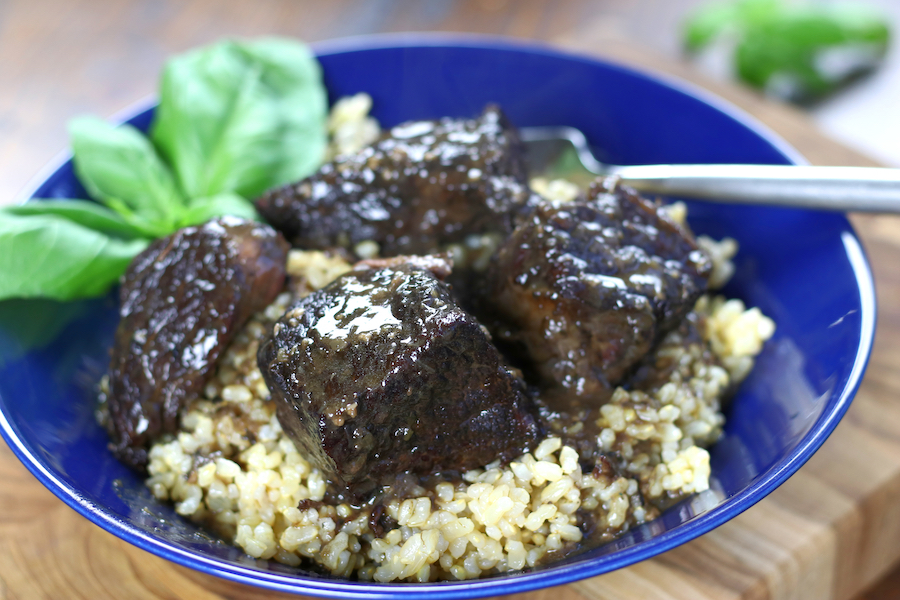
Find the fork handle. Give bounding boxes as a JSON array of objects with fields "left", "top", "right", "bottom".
[{"left": 610, "top": 165, "right": 900, "bottom": 213}]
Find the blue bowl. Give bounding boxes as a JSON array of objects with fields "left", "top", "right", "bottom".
[{"left": 0, "top": 36, "right": 876, "bottom": 598}]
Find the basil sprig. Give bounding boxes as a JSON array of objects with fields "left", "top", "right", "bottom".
[
  {"left": 0, "top": 37, "right": 327, "bottom": 301},
  {"left": 684, "top": 0, "right": 891, "bottom": 102}
]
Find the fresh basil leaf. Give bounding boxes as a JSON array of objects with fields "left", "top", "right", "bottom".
[
  {"left": 685, "top": 0, "right": 890, "bottom": 102},
  {"left": 736, "top": 4, "right": 890, "bottom": 100},
  {"left": 0, "top": 213, "right": 149, "bottom": 301},
  {"left": 69, "top": 116, "right": 187, "bottom": 228},
  {"left": 178, "top": 193, "right": 259, "bottom": 227},
  {"left": 831, "top": 4, "right": 891, "bottom": 44},
  {"left": 151, "top": 37, "right": 328, "bottom": 200},
  {"left": 684, "top": 2, "right": 739, "bottom": 52},
  {"left": 3, "top": 199, "right": 157, "bottom": 239},
  {"left": 734, "top": 0, "right": 783, "bottom": 29},
  {"left": 684, "top": 0, "right": 781, "bottom": 51}
]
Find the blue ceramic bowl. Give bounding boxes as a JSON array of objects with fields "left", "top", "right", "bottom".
[{"left": 0, "top": 36, "right": 876, "bottom": 598}]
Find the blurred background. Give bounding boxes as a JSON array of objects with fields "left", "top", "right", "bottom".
[{"left": 1, "top": 0, "right": 898, "bottom": 205}]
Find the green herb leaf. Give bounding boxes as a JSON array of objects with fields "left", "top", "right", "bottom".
[
  {"left": 0, "top": 213, "right": 149, "bottom": 301},
  {"left": 3, "top": 199, "right": 156, "bottom": 239},
  {"left": 178, "top": 193, "right": 260, "bottom": 227},
  {"left": 69, "top": 116, "right": 186, "bottom": 230},
  {"left": 684, "top": 0, "right": 783, "bottom": 52},
  {"left": 734, "top": 0, "right": 784, "bottom": 29},
  {"left": 684, "top": 2, "right": 740, "bottom": 52},
  {"left": 736, "top": 4, "right": 890, "bottom": 100},
  {"left": 0, "top": 37, "right": 329, "bottom": 302},
  {"left": 684, "top": 0, "right": 890, "bottom": 102},
  {"left": 151, "top": 37, "right": 328, "bottom": 200}
]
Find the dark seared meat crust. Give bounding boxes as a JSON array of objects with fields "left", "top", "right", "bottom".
[
  {"left": 482, "top": 178, "right": 712, "bottom": 411},
  {"left": 107, "top": 217, "right": 289, "bottom": 470},
  {"left": 258, "top": 259, "right": 541, "bottom": 497},
  {"left": 255, "top": 106, "right": 534, "bottom": 257}
]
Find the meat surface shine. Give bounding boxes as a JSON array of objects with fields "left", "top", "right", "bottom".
[
  {"left": 255, "top": 105, "right": 535, "bottom": 258},
  {"left": 257, "top": 258, "right": 541, "bottom": 497},
  {"left": 106, "top": 217, "right": 289, "bottom": 470},
  {"left": 482, "top": 178, "right": 712, "bottom": 411}
]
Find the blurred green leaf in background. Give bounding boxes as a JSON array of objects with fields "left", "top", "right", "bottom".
[{"left": 684, "top": 0, "right": 891, "bottom": 103}]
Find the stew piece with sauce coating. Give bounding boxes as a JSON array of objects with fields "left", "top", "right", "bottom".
[
  {"left": 105, "top": 217, "right": 289, "bottom": 470},
  {"left": 257, "top": 256, "right": 541, "bottom": 498}
]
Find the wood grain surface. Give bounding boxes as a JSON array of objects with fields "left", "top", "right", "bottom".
[{"left": 2, "top": 1, "right": 900, "bottom": 599}]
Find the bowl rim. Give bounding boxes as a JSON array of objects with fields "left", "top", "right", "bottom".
[{"left": 0, "top": 33, "right": 877, "bottom": 599}]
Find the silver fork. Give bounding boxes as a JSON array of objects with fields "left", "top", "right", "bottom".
[{"left": 520, "top": 126, "right": 900, "bottom": 213}]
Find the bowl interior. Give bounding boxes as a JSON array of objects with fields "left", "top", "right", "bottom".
[{"left": 0, "top": 39, "right": 874, "bottom": 598}]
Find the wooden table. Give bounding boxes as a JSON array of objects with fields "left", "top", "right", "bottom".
[{"left": 2, "top": 2, "right": 900, "bottom": 599}]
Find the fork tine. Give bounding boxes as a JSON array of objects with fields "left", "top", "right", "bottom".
[{"left": 521, "top": 126, "right": 607, "bottom": 175}]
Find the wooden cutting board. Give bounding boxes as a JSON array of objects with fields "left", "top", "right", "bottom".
[{"left": 3, "top": 3, "right": 900, "bottom": 599}]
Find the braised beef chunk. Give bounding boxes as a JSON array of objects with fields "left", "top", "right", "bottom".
[
  {"left": 255, "top": 105, "right": 534, "bottom": 259},
  {"left": 482, "top": 178, "right": 712, "bottom": 412},
  {"left": 106, "top": 217, "right": 289, "bottom": 470},
  {"left": 258, "top": 259, "right": 541, "bottom": 497}
]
